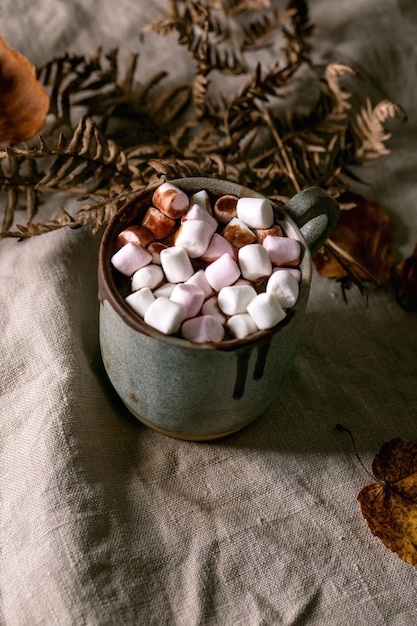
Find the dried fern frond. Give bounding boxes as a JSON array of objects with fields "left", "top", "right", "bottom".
[{"left": 353, "top": 98, "right": 406, "bottom": 161}]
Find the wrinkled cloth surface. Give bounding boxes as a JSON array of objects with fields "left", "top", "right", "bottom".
[{"left": 1, "top": 1, "right": 417, "bottom": 625}]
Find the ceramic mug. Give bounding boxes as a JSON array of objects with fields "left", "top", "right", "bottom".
[{"left": 98, "top": 177, "right": 339, "bottom": 440}]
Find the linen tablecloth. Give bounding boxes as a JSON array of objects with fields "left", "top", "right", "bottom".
[{"left": 1, "top": 1, "right": 417, "bottom": 624}]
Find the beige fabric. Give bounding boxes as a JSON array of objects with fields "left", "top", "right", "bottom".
[{"left": 1, "top": 2, "right": 417, "bottom": 624}]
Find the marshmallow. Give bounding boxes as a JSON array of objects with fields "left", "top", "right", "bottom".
[
  {"left": 117, "top": 224, "right": 154, "bottom": 249},
  {"left": 201, "top": 297, "right": 226, "bottom": 325},
  {"left": 205, "top": 253, "right": 241, "bottom": 292},
  {"left": 182, "top": 203, "right": 217, "bottom": 231},
  {"left": 181, "top": 315, "right": 225, "bottom": 343},
  {"left": 153, "top": 282, "right": 176, "bottom": 298},
  {"left": 238, "top": 244, "right": 272, "bottom": 281},
  {"left": 236, "top": 197, "right": 274, "bottom": 229},
  {"left": 170, "top": 283, "right": 205, "bottom": 319},
  {"left": 200, "top": 233, "right": 237, "bottom": 263},
  {"left": 266, "top": 269, "right": 300, "bottom": 308},
  {"left": 213, "top": 194, "right": 238, "bottom": 224},
  {"left": 125, "top": 287, "right": 155, "bottom": 318},
  {"left": 160, "top": 246, "right": 194, "bottom": 283},
  {"left": 111, "top": 242, "right": 152, "bottom": 277},
  {"left": 222, "top": 217, "right": 257, "bottom": 248},
  {"left": 263, "top": 235, "right": 301, "bottom": 266},
  {"left": 185, "top": 269, "right": 213, "bottom": 299},
  {"left": 276, "top": 267, "right": 301, "bottom": 282},
  {"left": 147, "top": 241, "right": 168, "bottom": 265},
  {"left": 247, "top": 292, "right": 286, "bottom": 330},
  {"left": 144, "top": 296, "right": 186, "bottom": 335},
  {"left": 175, "top": 219, "right": 215, "bottom": 258},
  {"left": 152, "top": 182, "right": 189, "bottom": 219},
  {"left": 190, "top": 189, "right": 212, "bottom": 214},
  {"left": 131, "top": 264, "right": 164, "bottom": 292},
  {"left": 218, "top": 284, "right": 257, "bottom": 316},
  {"left": 226, "top": 313, "right": 258, "bottom": 339},
  {"left": 142, "top": 207, "right": 176, "bottom": 240},
  {"left": 255, "top": 224, "right": 283, "bottom": 244}
]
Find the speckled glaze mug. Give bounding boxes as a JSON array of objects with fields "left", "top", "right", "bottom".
[{"left": 98, "top": 178, "right": 339, "bottom": 440}]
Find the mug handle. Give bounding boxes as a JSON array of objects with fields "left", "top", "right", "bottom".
[{"left": 283, "top": 187, "right": 340, "bottom": 254}]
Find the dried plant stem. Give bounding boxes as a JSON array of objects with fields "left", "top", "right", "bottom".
[
  {"left": 261, "top": 108, "right": 301, "bottom": 194},
  {"left": 326, "top": 238, "right": 383, "bottom": 285}
]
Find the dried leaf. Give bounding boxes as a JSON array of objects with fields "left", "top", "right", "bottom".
[
  {"left": 391, "top": 243, "right": 417, "bottom": 312},
  {"left": 0, "top": 36, "right": 49, "bottom": 143},
  {"left": 313, "top": 192, "right": 395, "bottom": 284},
  {"left": 357, "top": 438, "right": 417, "bottom": 566}
]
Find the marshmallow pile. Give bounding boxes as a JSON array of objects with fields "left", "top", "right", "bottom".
[{"left": 111, "top": 182, "right": 301, "bottom": 343}]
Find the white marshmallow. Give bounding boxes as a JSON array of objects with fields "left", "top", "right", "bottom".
[
  {"left": 266, "top": 269, "right": 300, "bottom": 308},
  {"left": 182, "top": 203, "right": 218, "bottom": 231},
  {"left": 170, "top": 283, "right": 205, "bottom": 319},
  {"left": 200, "top": 233, "right": 237, "bottom": 263},
  {"left": 218, "top": 284, "right": 257, "bottom": 316},
  {"left": 247, "top": 292, "right": 286, "bottom": 330},
  {"left": 144, "top": 297, "right": 186, "bottom": 335},
  {"left": 131, "top": 264, "right": 164, "bottom": 292},
  {"left": 153, "top": 282, "right": 176, "bottom": 298},
  {"left": 185, "top": 269, "right": 213, "bottom": 299},
  {"left": 152, "top": 182, "right": 189, "bottom": 219},
  {"left": 190, "top": 189, "right": 212, "bottom": 214},
  {"left": 125, "top": 287, "right": 155, "bottom": 318},
  {"left": 205, "top": 253, "right": 241, "bottom": 292},
  {"left": 181, "top": 315, "right": 225, "bottom": 343},
  {"left": 236, "top": 197, "right": 274, "bottom": 229},
  {"left": 273, "top": 267, "right": 301, "bottom": 282},
  {"left": 226, "top": 313, "right": 258, "bottom": 339},
  {"left": 222, "top": 217, "right": 256, "bottom": 248},
  {"left": 175, "top": 219, "right": 215, "bottom": 258},
  {"left": 111, "top": 242, "right": 152, "bottom": 277},
  {"left": 263, "top": 235, "right": 301, "bottom": 266},
  {"left": 238, "top": 244, "right": 272, "bottom": 281},
  {"left": 160, "top": 246, "right": 194, "bottom": 283},
  {"left": 201, "top": 297, "right": 226, "bottom": 324}
]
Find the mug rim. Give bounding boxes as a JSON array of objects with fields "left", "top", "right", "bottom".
[{"left": 98, "top": 176, "right": 312, "bottom": 351}]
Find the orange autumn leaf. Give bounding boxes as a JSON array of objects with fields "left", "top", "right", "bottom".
[
  {"left": 0, "top": 36, "right": 49, "bottom": 144},
  {"left": 313, "top": 192, "right": 395, "bottom": 284},
  {"left": 357, "top": 438, "right": 417, "bottom": 566}
]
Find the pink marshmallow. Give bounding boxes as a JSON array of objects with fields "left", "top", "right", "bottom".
[
  {"left": 111, "top": 242, "right": 152, "bottom": 277},
  {"left": 263, "top": 235, "right": 301, "bottom": 266},
  {"left": 205, "top": 253, "right": 241, "bottom": 292},
  {"left": 170, "top": 283, "right": 205, "bottom": 319},
  {"left": 181, "top": 315, "right": 225, "bottom": 343},
  {"left": 182, "top": 203, "right": 218, "bottom": 231},
  {"left": 201, "top": 297, "right": 226, "bottom": 324},
  {"left": 200, "top": 233, "right": 237, "bottom": 263}
]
